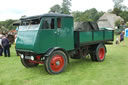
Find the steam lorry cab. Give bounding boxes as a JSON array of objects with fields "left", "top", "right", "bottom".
[{"left": 16, "top": 13, "right": 114, "bottom": 74}]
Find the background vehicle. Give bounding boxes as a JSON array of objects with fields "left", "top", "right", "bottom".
[{"left": 16, "top": 13, "right": 114, "bottom": 74}]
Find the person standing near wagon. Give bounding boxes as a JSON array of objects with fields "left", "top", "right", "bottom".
[
  {"left": 1, "top": 35, "right": 10, "bottom": 57},
  {"left": 120, "top": 31, "right": 125, "bottom": 42},
  {"left": 0, "top": 37, "right": 3, "bottom": 56},
  {"left": 120, "top": 31, "right": 125, "bottom": 46}
]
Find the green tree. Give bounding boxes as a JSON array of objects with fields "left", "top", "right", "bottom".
[
  {"left": 112, "top": 0, "right": 124, "bottom": 15},
  {"left": 112, "top": 0, "right": 128, "bottom": 22},
  {"left": 49, "top": 4, "right": 61, "bottom": 13},
  {"left": 119, "top": 11, "right": 128, "bottom": 22},
  {"left": 0, "top": 19, "right": 16, "bottom": 31},
  {"left": 72, "top": 11, "right": 82, "bottom": 21},
  {"left": 61, "top": 0, "right": 71, "bottom": 14},
  {"left": 112, "top": 0, "right": 123, "bottom": 8},
  {"left": 112, "top": 7, "right": 122, "bottom": 16},
  {"left": 72, "top": 8, "right": 104, "bottom": 22}
]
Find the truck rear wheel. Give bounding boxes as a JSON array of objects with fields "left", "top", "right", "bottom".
[
  {"left": 21, "top": 58, "right": 39, "bottom": 68},
  {"left": 96, "top": 44, "right": 106, "bottom": 62},
  {"left": 90, "top": 43, "right": 106, "bottom": 62},
  {"left": 44, "top": 50, "right": 68, "bottom": 74}
]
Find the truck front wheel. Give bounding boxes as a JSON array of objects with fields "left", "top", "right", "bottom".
[
  {"left": 21, "top": 58, "right": 39, "bottom": 68},
  {"left": 44, "top": 50, "right": 68, "bottom": 74}
]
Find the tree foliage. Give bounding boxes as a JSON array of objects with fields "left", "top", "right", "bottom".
[
  {"left": 119, "top": 11, "right": 128, "bottom": 22},
  {"left": 61, "top": 0, "right": 71, "bottom": 14},
  {"left": 49, "top": 0, "right": 71, "bottom": 14},
  {"left": 113, "top": 0, "right": 123, "bottom": 8},
  {"left": 112, "top": 7, "right": 122, "bottom": 16},
  {"left": 49, "top": 4, "right": 61, "bottom": 13},
  {"left": 112, "top": 0, "right": 128, "bottom": 22},
  {"left": 112, "top": 0, "right": 124, "bottom": 15},
  {"left": 72, "top": 8, "right": 104, "bottom": 22},
  {"left": 0, "top": 19, "right": 16, "bottom": 31}
]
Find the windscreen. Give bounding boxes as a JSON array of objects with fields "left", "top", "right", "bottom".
[{"left": 19, "top": 19, "right": 40, "bottom": 31}]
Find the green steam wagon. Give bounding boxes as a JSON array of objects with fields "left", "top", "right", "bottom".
[{"left": 16, "top": 13, "right": 114, "bottom": 74}]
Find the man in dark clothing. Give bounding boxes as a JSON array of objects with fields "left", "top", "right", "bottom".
[
  {"left": 0, "top": 38, "right": 3, "bottom": 56},
  {"left": 2, "top": 36, "right": 10, "bottom": 57},
  {"left": 0, "top": 45, "right": 3, "bottom": 56}
]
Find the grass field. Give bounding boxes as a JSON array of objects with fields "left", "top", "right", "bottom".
[{"left": 0, "top": 36, "right": 128, "bottom": 85}]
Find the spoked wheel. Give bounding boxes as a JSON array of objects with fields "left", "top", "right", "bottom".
[
  {"left": 90, "top": 43, "right": 106, "bottom": 62},
  {"left": 21, "top": 57, "right": 39, "bottom": 68},
  {"left": 44, "top": 50, "right": 68, "bottom": 74}
]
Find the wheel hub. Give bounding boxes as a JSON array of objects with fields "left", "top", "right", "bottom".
[
  {"left": 50, "top": 55, "right": 64, "bottom": 72},
  {"left": 99, "top": 48, "right": 105, "bottom": 60},
  {"left": 56, "top": 61, "right": 60, "bottom": 66}
]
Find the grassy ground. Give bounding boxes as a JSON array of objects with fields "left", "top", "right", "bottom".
[{"left": 0, "top": 36, "right": 128, "bottom": 85}]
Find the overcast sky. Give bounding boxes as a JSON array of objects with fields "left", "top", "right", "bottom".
[{"left": 0, "top": 0, "right": 128, "bottom": 21}]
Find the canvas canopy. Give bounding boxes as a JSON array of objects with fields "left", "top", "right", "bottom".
[{"left": 74, "top": 22, "right": 99, "bottom": 31}]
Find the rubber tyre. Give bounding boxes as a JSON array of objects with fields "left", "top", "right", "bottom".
[
  {"left": 21, "top": 58, "right": 39, "bottom": 68},
  {"left": 90, "top": 53, "right": 97, "bottom": 61},
  {"left": 44, "top": 50, "right": 68, "bottom": 74},
  {"left": 95, "top": 44, "right": 106, "bottom": 62}
]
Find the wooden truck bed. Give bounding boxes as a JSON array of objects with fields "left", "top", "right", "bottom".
[{"left": 74, "top": 30, "right": 114, "bottom": 47}]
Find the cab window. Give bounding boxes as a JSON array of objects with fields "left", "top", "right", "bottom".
[
  {"left": 19, "top": 19, "right": 40, "bottom": 31},
  {"left": 43, "top": 18, "right": 55, "bottom": 29},
  {"left": 57, "top": 18, "right": 61, "bottom": 28}
]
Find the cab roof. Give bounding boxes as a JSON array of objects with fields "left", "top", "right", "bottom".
[{"left": 20, "top": 13, "right": 73, "bottom": 20}]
